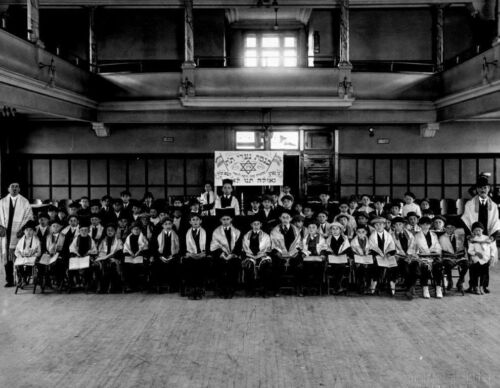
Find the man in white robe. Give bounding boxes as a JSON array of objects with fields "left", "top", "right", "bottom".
[{"left": 0, "top": 183, "right": 34, "bottom": 287}]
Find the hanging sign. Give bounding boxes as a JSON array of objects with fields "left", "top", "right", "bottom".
[{"left": 214, "top": 151, "right": 284, "bottom": 186}]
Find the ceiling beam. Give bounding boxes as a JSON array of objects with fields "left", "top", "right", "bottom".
[{"left": 0, "top": 0, "right": 472, "bottom": 9}]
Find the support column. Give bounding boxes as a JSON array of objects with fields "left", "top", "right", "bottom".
[
  {"left": 338, "top": 0, "right": 353, "bottom": 98},
  {"left": 494, "top": 0, "right": 500, "bottom": 46},
  {"left": 27, "top": 0, "right": 43, "bottom": 47},
  {"left": 433, "top": 5, "right": 444, "bottom": 71},
  {"left": 180, "top": 0, "right": 196, "bottom": 97},
  {"left": 88, "top": 7, "right": 98, "bottom": 73}
]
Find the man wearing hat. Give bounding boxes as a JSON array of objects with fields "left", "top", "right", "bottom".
[
  {"left": 210, "top": 208, "right": 242, "bottom": 298},
  {"left": 462, "top": 174, "right": 500, "bottom": 238},
  {"left": 0, "top": 182, "right": 34, "bottom": 287},
  {"left": 214, "top": 179, "right": 240, "bottom": 216},
  {"left": 241, "top": 215, "right": 272, "bottom": 296},
  {"left": 439, "top": 216, "right": 468, "bottom": 293}
]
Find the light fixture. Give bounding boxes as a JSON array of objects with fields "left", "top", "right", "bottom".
[
  {"left": 1, "top": 106, "right": 17, "bottom": 119},
  {"left": 368, "top": 127, "right": 375, "bottom": 138},
  {"left": 273, "top": 0, "right": 279, "bottom": 31},
  {"left": 338, "top": 76, "right": 353, "bottom": 99}
]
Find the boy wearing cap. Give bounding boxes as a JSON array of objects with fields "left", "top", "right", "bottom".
[
  {"left": 45, "top": 219, "right": 66, "bottom": 288},
  {"left": 120, "top": 190, "right": 132, "bottom": 216},
  {"left": 303, "top": 205, "right": 315, "bottom": 227},
  {"left": 241, "top": 216, "right": 272, "bottom": 296},
  {"left": 334, "top": 202, "right": 357, "bottom": 231},
  {"left": 316, "top": 210, "right": 331, "bottom": 239},
  {"left": 350, "top": 225, "right": 373, "bottom": 294},
  {"left": 14, "top": 220, "right": 41, "bottom": 288},
  {"left": 69, "top": 219, "right": 98, "bottom": 290},
  {"left": 432, "top": 215, "right": 446, "bottom": 238},
  {"left": 391, "top": 217, "right": 416, "bottom": 293},
  {"left": 468, "top": 221, "right": 498, "bottom": 294},
  {"left": 214, "top": 179, "right": 240, "bottom": 216},
  {"left": 61, "top": 215, "right": 79, "bottom": 261},
  {"left": 257, "top": 195, "right": 278, "bottom": 234},
  {"left": 99, "top": 195, "right": 112, "bottom": 223},
  {"left": 336, "top": 214, "right": 354, "bottom": 239},
  {"left": 153, "top": 218, "right": 180, "bottom": 293},
  {"left": 355, "top": 212, "right": 373, "bottom": 234},
  {"left": 123, "top": 222, "right": 149, "bottom": 292},
  {"left": 200, "top": 181, "right": 217, "bottom": 216},
  {"left": 77, "top": 197, "right": 91, "bottom": 220},
  {"left": 348, "top": 196, "right": 359, "bottom": 216},
  {"left": 368, "top": 217, "right": 398, "bottom": 296},
  {"left": 116, "top": 215, "right": 130, "bottom": 244},
  {"left": 47, "top": 206, "right": 60, "bottom": 224},
  {"left": 36, "top": 213, "right": 50, "bottom": 254},
  {"left": 130, "top": 200, "right": 143, "bottom": 222},
  {"left": 270, "top": 210, "right": 304, "bottom": 296},
  {"left": 387, "top": 202, "right": 402, "bottom": 221},
  {"left": 278, "top": 185, "right": 294, "bottom": 207},
  {"left": 439, "top": 217, "right": 468, "bottom": 293},
  {"left": 320, "top": 221, "right": 351, "bottom": 294},
  {"left": 96, "top": 224, "right": 124, "bottom": 293},
  {"left": 405, "top": 212, "right": 421, "bottom": 235},
  {"left": 402, "top": 192, "right": 422, "bottom": 218},
  {"left": 372, "top": 198, "right": 387, "bottom": 218},
  {"left": 246, "top": 197, "right": 262, "bottom": 216},
  {"left": 210, "top": 210, "right": 242, "bottom": 298},
  {"left": 89, "top": 213, "right": 104, "bottom": 244},
  {"left": 302, "top": 223, "right": 327, "bottom": 293},
  {"left": 183, "top": 213, "right": 209, "bottom": 300},
  {"left": 316, "top": 190, "right": 336, "bottom": 222},
  {"left": 413, "top": 216, "right": 443, "bottom": 299}
]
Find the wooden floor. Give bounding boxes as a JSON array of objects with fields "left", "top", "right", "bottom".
[{"left": 1, "top": 269, "right": 500, "bottom": 388}]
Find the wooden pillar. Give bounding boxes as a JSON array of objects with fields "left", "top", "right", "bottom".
[
  {"left": 433, "top": 5, "right": 444, "bottom": 71},
  {"left": 338, "top": 0, "right": 353, "bottom": 98},
  {"left": 27, "top": 0, "right": 42, "bottom": 47},
  {"left": 180, "top": 0, "right": 196, "bottom": 97},
  {"left": 88, "top": 7, "right": 98, "bottom": 73}
]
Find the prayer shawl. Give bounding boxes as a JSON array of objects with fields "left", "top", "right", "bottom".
[
  {"left": 439, "top": 229, "right": 466, "bottom": 256},
  {"left": 123, "top": 233, "right": 148, "bottom": 257},
  {"left": 413, "top": 231, "right": 442, "bottom": 256},
  {"left": 157, "top": 230, "right": 180, "bottom": 256},
  {"left": 242, "top": 230, "right": 271, "bottom": 259},
  {"left": 461, "top": 196, "right": 500, "bottom": 236},
  {"left": 210, "top": 225, "right": 241, "bottom": 255},
  {"left": 322, "top": 234, "right": 351, "bottom": 255},
  {"left": 0, "top": 194, "right": 34, "bottom": 264},
  {"left": 200, "top": 190, "right": 217, "bottom": 216},
  {"left": 270, "top": 224, "right": 302, "bottom": 257},
  {"left": 69, "top": 235, "right": 98, "bottom": 256},
  {"left": 46, "top": 233, "right": 66, "bottom": 255},
  {"left": 14, "top": 235, "right": 41, "bottom": 260},
  {"left": 61, "top": 226, "right": 80, "bottom": 239},
  {"left": 97, "top": 237, "right": 123, "bottom": 258},
  {"left": 89, "top": 224, "right": 104, "bottom": 242},
  {"left": 368, "top": 230, "right": 396, "bottom": 256},
  {"left": 316, "top": 222, "right": 332, "bottom": 238},
  {"left": 468, "top": 234, "right": 498, "bottom": 266},
  {"left": 186, "top": 227, "right": 207, "bottom": 255},
  {"left": 301, "top": 233, "right": 323, "bottom": 257},
  {"left": 350, "top": 236, "right": 372, "bottom": 256},
  {"left": 214, "top": 195, "right": 240, "bottom": 215},
  {"left": 391, "top": 229, "right": 416, "bottom": 256}
]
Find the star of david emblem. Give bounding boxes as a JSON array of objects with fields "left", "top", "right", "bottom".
[{"left": 240, "top": 160, "right": 257, "bottom": 175}]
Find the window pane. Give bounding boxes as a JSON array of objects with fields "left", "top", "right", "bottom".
[
  {"left": 262, "top": 36, "right": 279, "bottom": 48},
  {"left": 236, "top": 131, "right": 264, "bottom": 150},
  {"left": 270, "top": 131, "right": 299, "bottom": 150},
  {"left": 284, "top": 57, "right": 297, "bottom": 67},
  {"left": 244, "top": 50, "right": 258, "bottom": 67},
  {"left": 262, "top": 50, "right": 280, "bottom": 67},
  {"left": 284, "top": 37, "right": 296, "bottom": 47},
  {"left": 245, "top": 36, "right": 257, "bottom": 48}
]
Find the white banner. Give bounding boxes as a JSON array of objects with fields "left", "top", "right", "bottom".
[{"left": 214, "top": 151, "right": 284, "bottom": 186}]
